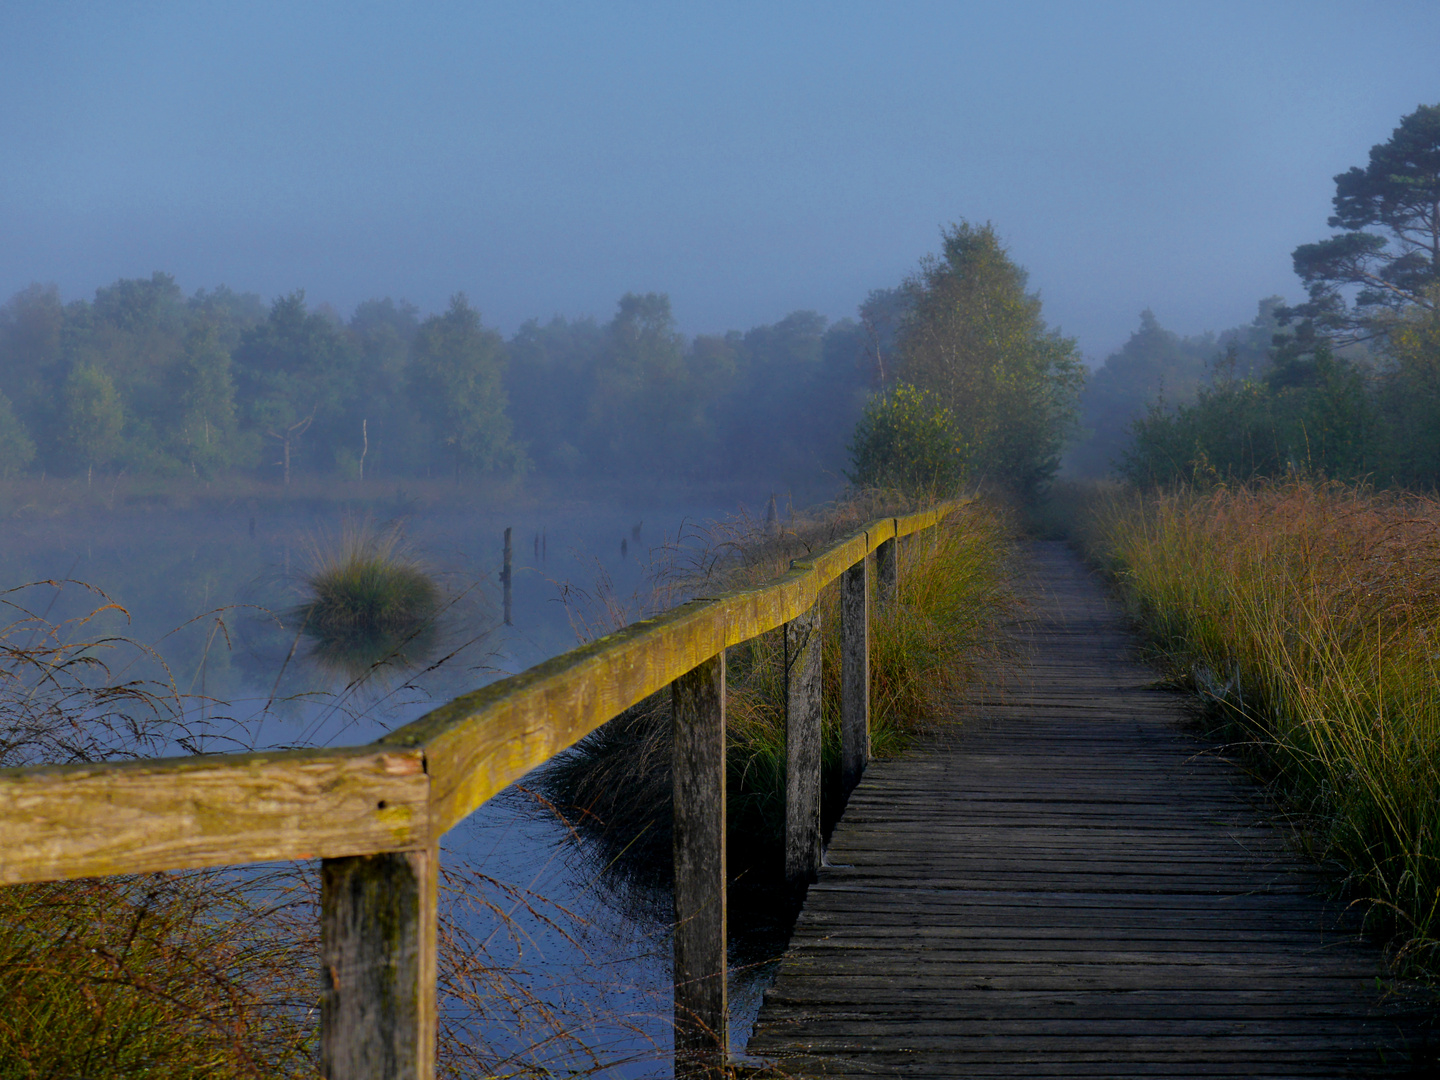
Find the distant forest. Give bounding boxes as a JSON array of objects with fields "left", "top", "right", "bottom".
[
  {"left": 6, "top": 101, "right": 1435, "bottom": 499},
  {"left": 0, "top": 275, "right": 883, "bottom": 490},
  {"left": 1081, "top": 103, "right": 1440, "bottom": 490},
  {"left": 1067, "top": 299, "right": 1283, "bottom": 478}
]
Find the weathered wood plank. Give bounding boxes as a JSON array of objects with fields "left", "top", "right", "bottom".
[
  {"left": 839, "top": 553, "right": 869, "bottom": 797},
  {"left": 784, "top": 602, "right": 823, "bottom": 889},
  {"left": 672, "top": 654, "right": 727, "bottom": 1076},
  {"left": 874, "top": 532, "right": 897, "bottom": 605},
  {"left": 0, "top": 745, "right": 428, "bottom": 884},
  {"left": 321, "top": 844, "right": 439, "bottom": 1080},
  {"left": 390, "top": 505, "right": 951, "bottom": 836}
]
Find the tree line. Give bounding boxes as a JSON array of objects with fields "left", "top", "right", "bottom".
[
  {"left": 0, "top": 277, "right": 874, "bottom": 489},
  {"left": 1092, "top": 103, "right": 1440, "bottom": 488}
]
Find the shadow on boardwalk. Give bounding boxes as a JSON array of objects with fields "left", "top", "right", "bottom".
[{"left": 748, "top": 540, "right": 1436, "bottom": 1078}]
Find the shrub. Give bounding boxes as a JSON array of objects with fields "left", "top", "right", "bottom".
[{"left": 846, "top": 384, "right": 968, "bottom": 496}]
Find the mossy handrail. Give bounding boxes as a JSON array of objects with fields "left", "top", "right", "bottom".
[{"left": 0, "top": 497, "right": 967, "bottom": 1078}]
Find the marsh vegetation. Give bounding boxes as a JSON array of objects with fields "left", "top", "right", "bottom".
[{"left": 1061, "top": 480, "right": 1440, "bottom": 978}]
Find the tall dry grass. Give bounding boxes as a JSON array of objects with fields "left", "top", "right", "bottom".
[
  {"left": 0, "top": 583, "right": 321, "bottom": 1079},
  {"left": 1076, "top": 480, "right": 1440, "bottom": 974}
]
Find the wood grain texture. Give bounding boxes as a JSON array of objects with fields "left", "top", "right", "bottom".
[
  {"left": 840, "top": 554, "right": 870, "bottom": 798},
  {"left": 874, "top": 533, "right": 898, "bottom": 606},
  {"left": 0, "top": 746, "right": 428, "bottom": 884},
  {"left": 748, "top": 541, "right": 1435, "bottom": 1077},
  {"left": 785, "top": 602, "right": 823, "bottom": 888},
  {"left": 321, "top": 844, "right": 438, "bottom": 1080},
  {"left": 672, "top": 654, "right": 728, "bottom": 1074}
]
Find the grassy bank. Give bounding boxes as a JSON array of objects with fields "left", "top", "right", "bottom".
[
  {"left": 1069, "top": 480, "right": 1440, "bottom": 975},
  {"left": 538, "top": 494, "right": 1019, "bottom": 913}
]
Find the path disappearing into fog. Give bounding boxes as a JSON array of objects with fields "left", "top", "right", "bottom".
[{"left": 748, "top": 541, "right": 1433, "bottom": 1078}]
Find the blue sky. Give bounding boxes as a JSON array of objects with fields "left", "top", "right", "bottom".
[{"left": 3, "top": 1, "right": 1439, "bottom": 361}]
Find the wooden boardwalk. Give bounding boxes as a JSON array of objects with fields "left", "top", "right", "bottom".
[{"left": 748, "top": 541, "right": 1433, "bottom": 1077}]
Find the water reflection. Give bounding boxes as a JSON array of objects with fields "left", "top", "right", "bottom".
[
  {"left": 300, "top": 617, "right": 441, "bottom": 681},
  {"left": 0, "top": 488, "right": 785, "bottom": 1074}
]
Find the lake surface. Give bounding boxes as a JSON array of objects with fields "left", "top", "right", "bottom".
[{"left": 0, "top": 484, "right": 791, "bottom": 1075}]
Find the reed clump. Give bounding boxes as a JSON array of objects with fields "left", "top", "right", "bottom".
[
  {"left": 1075, "top": 480, "right": 1440, "bottom": 975},
  {"left": 298, "top": 521, "right": 438, "bottom": 637}
]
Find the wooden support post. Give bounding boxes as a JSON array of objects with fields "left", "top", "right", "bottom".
[
  {"left": 875, "top": 534, "right": 898, "bottom": 606},
  {"left": 502, "top": 527, "right": 513, "bottom": 627},
  {"left": 321, "top": 844, "right": 439, "bottom": 1080},
  {"left": 784, "top": 603, "right": 822, "bottom": 889},
  {"left": 841, "top": 555, "right": 870, "bottom": 797},
  {"left": 672, "top": 653, "right": 728, "bottom": 1076}
]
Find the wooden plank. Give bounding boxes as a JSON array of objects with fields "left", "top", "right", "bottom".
[
  {"left": 784, "top": 601, "right": 823, "bottom": 889},
  {"left": 0, "top": 745, "right": 428, "bottom": 884},
  {"left": 321, "top": 844, "right": 439, "bottom": 1080},
  {"left": 747, "top": 540, "right": 1434, "bottom": 1076},
  {"left": 672, "top": 654, "right": 728, "bottom": 1076},
  {"left": 840, "top": 553, "right": 869, "bottom": 797},
  {"left": 874, "top": 532, "right": 897, "bottom": 605}
]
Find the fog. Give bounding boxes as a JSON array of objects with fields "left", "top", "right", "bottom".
[
  {"left": 5, "top": 3, "right": 1440, "bottom": 360},
  {"left": 4, "top": 3, "right": 1440, "bottom": 1072}
]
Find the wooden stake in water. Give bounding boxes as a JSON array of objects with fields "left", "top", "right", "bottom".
[{"left": 502, "top": 527, "right": 513, "bottom": 627}]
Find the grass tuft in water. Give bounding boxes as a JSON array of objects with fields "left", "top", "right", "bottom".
[{"left": 298, "top": 520, "right": 439, "bottom": 636}]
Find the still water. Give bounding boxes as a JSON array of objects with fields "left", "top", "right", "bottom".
[{"left": 0, "top": 486, "right": 788, "bottom": 1075}]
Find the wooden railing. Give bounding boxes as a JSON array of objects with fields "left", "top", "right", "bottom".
[{"left": 0, "top": 499, "right": 966, "bottom": 1078}]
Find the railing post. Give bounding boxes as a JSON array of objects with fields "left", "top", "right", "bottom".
[
  {"left": 321, "top": 844, "right": 439, "bottom": 1080},
  {"left": 784, "top": 602, "right": 822, "bottom": 889},
  {"left": 841, "top": 552, "right": 870, "bottom": 797},
  {"left": 875, "top": 531, "right": 899, "bottom": 606},
  {"left": 672, "top": 653, "right": 727, "bottom": 1076}
]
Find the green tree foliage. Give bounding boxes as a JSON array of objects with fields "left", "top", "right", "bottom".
[
  {"left": 1069, "top": 302, "right": 1280, "bottom": 477},
  {"left": 407, "top": 295, "right": 522, "bottom": 478},
  {"left": 234, "top": 291, "right": 354, "bottom": 482},
  {"left": 168, "top": 324, "right": 242, "bottom": 477},
  {"left": 1115, "top": 105, "right": 1440, "bottom": 490},
  {"left": 506, "top": 314, "right": 604, "bottom": 474},
  {"left": 58, "top": 366, "right": 125, "bottom": 473},
  {"left": 584, "top": 293, "right": 704, "bottom": 471},
  {"left": 0, "top": 391, "right": 35, "bottom": 478},
  {"left": 893, "top": 222, "right": 1083, "bottom": 496},
  {"left": 847, "top": 384, "right": 967, "bottom": 495},
  {"left": 1286, "top": 103, "right": 1440, "bottom": 341},
  {"left": 0, "top": 284, "right": 67, "bottom": 461},
  {"left": 1375, "top": 286, "right": 1440, "bottom": 485},
  {"left": 0, "top": 273, "right": 872, "bottom": 491},
  {"left": 1119, "top": 337, "right": 1376, "bottom": 487}
]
